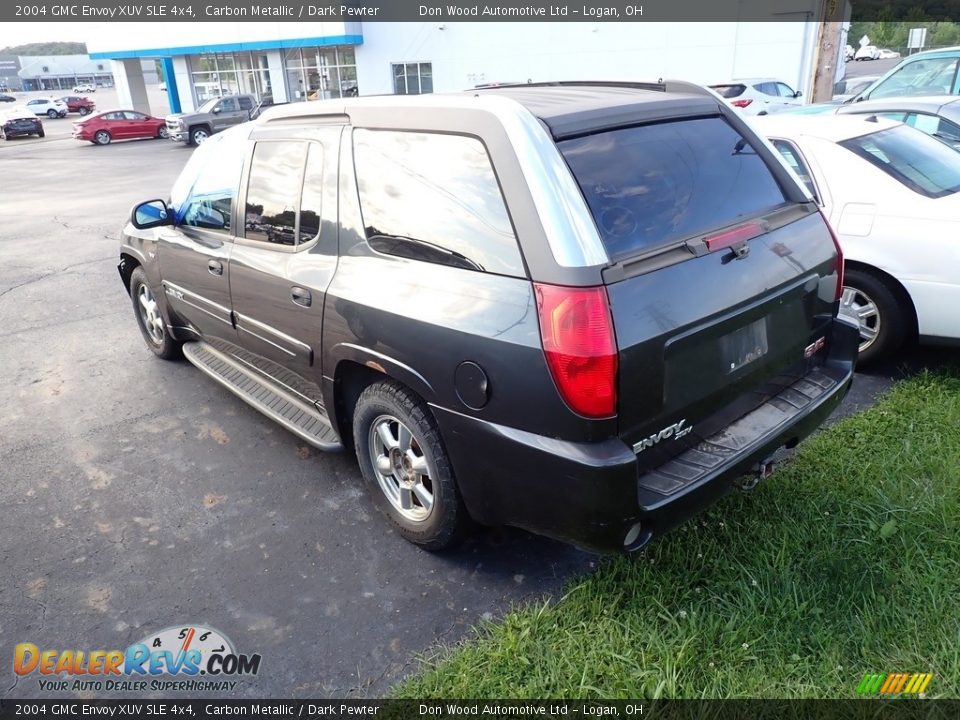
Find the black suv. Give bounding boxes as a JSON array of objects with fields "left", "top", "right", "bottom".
[{"left": 118, "top": 81, "right": 859, "bottom": 553}]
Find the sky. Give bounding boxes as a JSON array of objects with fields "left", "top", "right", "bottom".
[{"left": 0, "top": 23, "right": 109, "bottom": 49}]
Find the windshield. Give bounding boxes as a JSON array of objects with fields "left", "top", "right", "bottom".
[
  {"left": 839, "top": 124, "right": 960, "bottom": 198},
  {"left": 558, "top": 117, "right": 787, "bottom": 260}
]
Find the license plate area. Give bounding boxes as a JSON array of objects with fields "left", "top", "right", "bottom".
[{"left": 720, "top": 318, "right": 769, "bottom": 374}]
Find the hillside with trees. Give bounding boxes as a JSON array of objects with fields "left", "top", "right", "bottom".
[{"left": 0, "top": 42, "right": 87, "bottom": 56}]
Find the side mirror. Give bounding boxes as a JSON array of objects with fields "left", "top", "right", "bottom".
[
  {"left": 212, "top": 106, "right": 221, "bottom": 114},
  {"left": 131, "top": 199, "right": 172, "bottom": 230},
  {"left": 794, "top": 90, "right": 803, "bottom": 98}
]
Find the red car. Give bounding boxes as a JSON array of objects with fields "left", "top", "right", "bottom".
[
  {"left": 73, "top": 110, "right": 168, "bottom": 145},
  {"left": 59, "top": 95, "right": 96, "bottom": 116}
]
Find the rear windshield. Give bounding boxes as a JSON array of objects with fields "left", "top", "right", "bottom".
[
  {"left": 709, "top": 84, "right": 746, "bottom": 98},
  {"left": 839, "top": 124, "right": 960, "bottom": 198},
  {"left": 558, "top": 117, "right": 787, "bottom": 260}
]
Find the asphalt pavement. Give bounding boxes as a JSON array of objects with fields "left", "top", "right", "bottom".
[{"left": 0, "top": 119, "right": 954, "bottom": 700}]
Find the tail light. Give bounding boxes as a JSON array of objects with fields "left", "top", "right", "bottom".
[
  {"left": 819, "top": 210, "right": 844, "bottom": 301},
  {"left": 534, "top": 283, "right": 618, "bottom": 418},
  {"left": 731, "top": 99, "right": 753, "bottom": 108}
]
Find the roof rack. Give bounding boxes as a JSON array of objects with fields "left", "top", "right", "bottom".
[{"left": 475, "top": 79, "right": 718, "bottom": 99}]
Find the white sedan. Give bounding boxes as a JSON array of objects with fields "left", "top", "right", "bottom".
[
  {"left": 753, "top": 115, "right": 960, "bottom": 363},
  {"left": 24, "top": 97, "right": 68, "bottom": 118}
]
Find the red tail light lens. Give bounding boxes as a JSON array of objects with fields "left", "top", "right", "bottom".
[
  {"left": 534, "top": 283, "right": 618, "bottom": 418},
  {"left": 819, "top": 210, "right": 844, "bottom": 301},
  {"left": 731, "top": 99, "right": 754, "bottom": 108}
]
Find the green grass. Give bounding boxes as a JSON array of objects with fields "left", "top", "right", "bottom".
[{"left": 397, "top": 371, "right": 960, "bottom": 699}]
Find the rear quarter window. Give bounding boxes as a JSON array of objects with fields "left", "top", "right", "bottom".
[{"left": 558, "top": 117, "right": 787, "bottom": 260}]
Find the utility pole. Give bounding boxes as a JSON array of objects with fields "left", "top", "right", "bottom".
[{"left": 810, "top": 0, "right": 848, "bottom": 103}]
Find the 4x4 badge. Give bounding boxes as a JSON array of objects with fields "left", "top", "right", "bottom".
[{"left": 633, "top": 419, "right": 693, "bottom": 454}]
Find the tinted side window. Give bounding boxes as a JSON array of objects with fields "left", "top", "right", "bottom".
[
  {"left": 559, "top": 117, "right": 787, "bottom": 260},
  {"left": 239, "top": 97, "right": 253, "bottom": 111},
  {"left": 353, "top": 129, "right": 523, "bottom": 276},
  {"left": 175, "top": 131, "right": 246, "bottom": 232},
  {"left": 755, "top": 82, "right": 778, "bottom": 96},
  {"left": 299, "top": 144, "right": 323, "bottom": 242},
  {"left": 244, "top": 141, "right": 307, "bottom": 246},
  {"left": 218, "top": 98, "right": 238, "bottom": 112},
  {"left": 869, "top": 57, "right": 960, "bottom": 99},
  {"left": 905, "top": 112, "right": 960, "bottom": 142},
  {"left": 776, "top": 83, "right": 797, "bottom": 97}
]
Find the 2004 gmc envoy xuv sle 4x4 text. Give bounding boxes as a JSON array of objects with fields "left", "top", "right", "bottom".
[{"left": 118, "top": 81, "right": 859, "bottom": 553}]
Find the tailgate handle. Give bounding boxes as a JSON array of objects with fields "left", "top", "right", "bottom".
[{"left": 291, "top": 286, "right": 312, "bottom": 307}]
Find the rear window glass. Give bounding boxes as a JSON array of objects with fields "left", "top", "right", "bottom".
[
  {"left": 558, "top": 117, "right": 787, "bottom": 260},
  {"left": 710, "top": 84, "right": 745, "bottom": 98},
  {"left": 839, "top": 124, "right": 960, "bottom": 198}
]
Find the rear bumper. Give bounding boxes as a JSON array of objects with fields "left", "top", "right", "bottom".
[{"left": 435, "top": 316, "right": 859, "bottom": 554}]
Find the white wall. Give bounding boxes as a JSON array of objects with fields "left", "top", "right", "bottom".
[{"left": 355, "top": 22, "right": 816, "bottom": 96}]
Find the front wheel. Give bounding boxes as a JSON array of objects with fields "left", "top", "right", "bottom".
[
  {"left": 353, "top": 381, "right": 470, "bottom": 550},
  {"left": 47, "top": 109, "right": 57, "bottom": 118},
  {"left": 129, "top": 266, "right": 182, "bottom": 360},
  {"left": 190, "top": 127, "right": 209, "bottom": 145},
  {"left": 158, "top": 126, "right": 169, "bottom": 139},
  {"left": 839, "top": 268, "right": 908, "bottom": 365}
]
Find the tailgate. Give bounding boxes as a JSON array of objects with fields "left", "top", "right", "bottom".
[{"left": 556, "top": 111, "right": 841, "bottom": 469}]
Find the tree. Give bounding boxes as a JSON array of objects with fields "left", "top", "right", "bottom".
[{"left": 0, "top": 42, "right": 87, "bottom": 56}]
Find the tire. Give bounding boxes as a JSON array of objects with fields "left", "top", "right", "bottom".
[
  {"left": 129, "top": 266, "right": 182, "bottom": 360},
  {"left": 37, "top": 129, "right": 44, "bottom": 138},
  {"left": 79, "top": 107, "right": 90, "bottom": 116},
  {"left": 158, "top": 126, "right": 169, "bottom": 139},
  {"left": 190, "top": 126, "right": 210, "bottom": 145},
  {"left": 353, "top": 381, "right": 470, "bottom": 550},
  {"left": 47, "top": 109, "right": 57, "bottom": 118},
  {"left": 839, "top": 268, "right": 908, "bottom": 365},
  {"left": 94, "top": 130, "right": 111, "bottom": 145}
]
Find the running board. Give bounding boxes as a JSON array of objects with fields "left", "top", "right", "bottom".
[{"left": 182, "top": 341, "right": 342, "bottom": 451}]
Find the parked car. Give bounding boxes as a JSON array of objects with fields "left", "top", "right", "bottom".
[
  {"left": 755, "top": 115, "right": 960, "bottom": 363},
  {"left": 845, "top": 44, "right": 855, "bottom": 62},
  {"left": 118, "top": 82, "right": 858, "bottom": 553},
  {"left": 0, "top": 106, "right": 44, "bottom": 139},
  {"left": 73, "top": 83, "right": 95, "bottom": 93},
  {"left": 832, "top": 75, "right": 880, "bottom": 102},
  {"left": 855, "top": 45, "right": 880, "bottom": 61},
  {"left": 73, "top": 110, "right": 168, "bottom": 145},
  {"left": 59, "top": 95, "right": 96, "bottom": 116},
  {"left": 25, "top": 97, "right": 68, "bottom": 118},
  {"left": 164, "top": 93, "right": 255, "bottom": 145},
  {"left": 877, "top": 48, "right": 901, "bottom": 60},
  {"left": 0, "top": 93, "right": 16, "bottom": 103},
  {"left": 851, "top": 46, "right": 960, "bottom": 101},
  {"left": 708, "top": 78, "right": 803, "bottom": 115}
]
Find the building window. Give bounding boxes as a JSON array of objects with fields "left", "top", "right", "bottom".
[
  {"left": 282, "top": 46, "right": 358, "bottom": 102},
  {"left": 392, "top": 63, "right": 432, "bottom": 95},
  {"left": 188, "top": 52, "right": 272, "bottom": 105}
]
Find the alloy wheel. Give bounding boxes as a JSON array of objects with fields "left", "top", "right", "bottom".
[
  {"left": 137, "top": 284, "right": 165, "bottom": 345},
  {"left": 840, "top": 285, "right": 881, "bottom": 353},
  {"left": 368, "top": 414, "right": 435, "bottom": 522}
]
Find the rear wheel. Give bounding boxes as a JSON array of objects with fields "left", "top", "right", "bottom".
[
  {"left": 839, "top": 268, "right": 908, "bottom": 365},
  {"left": 94, "top": 130, "right": 111, "bottom": 145},
  {"left": 353, "top": 381, "right": 470, "bottom": 550},
  {"left": 78, "top": 107, "right": 90, "bottom": 116},
  {"left": 36, "top": 129, "right": 44, "bottom": 138},
  {"left": 129, "top": 266, "right": 181, "bottom": 360}
]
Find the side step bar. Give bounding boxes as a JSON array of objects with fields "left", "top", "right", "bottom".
[{"left": 182, "top": 341, "right": 342, "bottom": 451}]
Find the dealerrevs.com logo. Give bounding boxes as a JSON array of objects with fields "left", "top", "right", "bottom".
[{"left": 14, "top": 625, "right": 261, "bottom": 693}]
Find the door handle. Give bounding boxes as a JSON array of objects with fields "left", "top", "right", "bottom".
[
  {"left": 207, "top": 259, "right": 223, "bottom": 276},
  {"left": 291, "top": 286, "right": 312, "bottom": 307}
]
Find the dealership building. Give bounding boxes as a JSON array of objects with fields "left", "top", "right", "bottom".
[{"left": 86, "top": 15, "right": 845, "bottom": 116}]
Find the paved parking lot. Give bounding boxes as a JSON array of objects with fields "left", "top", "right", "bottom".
[{"left": 0, "top": 121, "right": 952, "bottom": 699}]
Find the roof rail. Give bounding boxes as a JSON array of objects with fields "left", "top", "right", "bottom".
[{"left": 475, "top": 79, "right": 719, "bottom": 99}]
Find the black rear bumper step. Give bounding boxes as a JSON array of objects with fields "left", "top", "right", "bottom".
[{"left": 638, "top": 369, "right": 837, "bottom": 496}]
